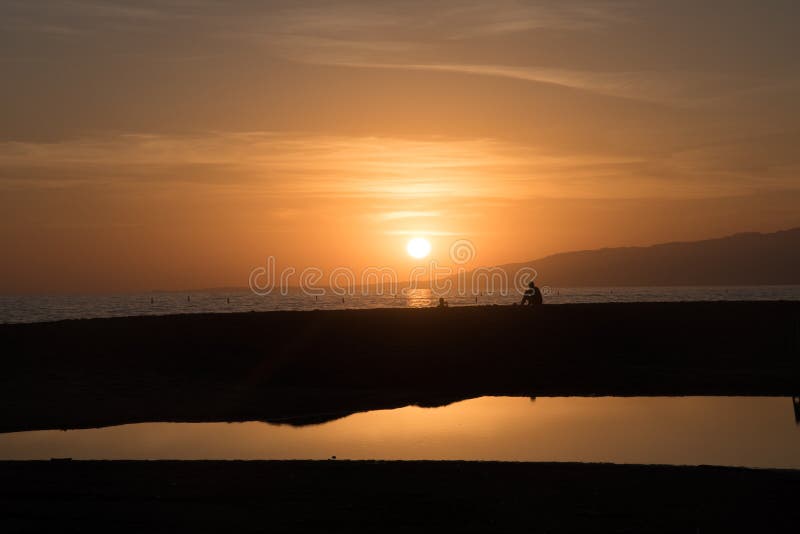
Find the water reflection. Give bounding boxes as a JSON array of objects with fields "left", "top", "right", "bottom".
[
  {"left": 404, "top": 288, "right": 434, "bottom": 308},
  {"left": 0, "top": 397, "right": 798, "bottom": 468},
  {"left": 5, "top": 286, "right": 800, "bottom": 323}
]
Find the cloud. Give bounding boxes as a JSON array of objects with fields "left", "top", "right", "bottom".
[
  {"left": 377, "top": 211, "right": 442, "bottom": 221},
  {"left": 247, "top": 1, "right": 631, "bottom": 63},
  {"left": 384, "top": 229, "right": 460, "bottom": 236},
  {"left": 327, "top": 62, "right": 704, "bottom": 104},
  {"left": 216, "top": 1, "right": 634, "bottom": 72},
  {"left": 237, "top": 2, "right": 781, "bottom": 106},
  {"left": 9, "top": 0, "right": 189, "bottom": 21},
  {"left": 6, "top": 1, "right": 794, "bottom": 106},
  {"left": 2, "top": 131, "right": 796, "bottom": 200},
  {"left": 271, "top": 1, "right": 630, "bottom": 36},
  {"left": 0, "top": 0, "right": 208, "bottom": 40}
]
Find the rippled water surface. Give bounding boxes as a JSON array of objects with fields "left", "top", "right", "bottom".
[{"left": 2, "top": 286, "right": 800, "bottom": 323}]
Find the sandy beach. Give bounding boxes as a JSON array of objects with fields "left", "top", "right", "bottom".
[
  {"left": 1, "top": 301, "right": 798, "bottom": 432},
  {"left": 2, "top": 301, "right": 799, "bottom": 531},
  {"left": 1, "top": 460, "right": 799, "bottom": 533}
]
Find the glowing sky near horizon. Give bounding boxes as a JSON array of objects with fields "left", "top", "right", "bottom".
[{"left": 1, "top": 1, "right": 799, "bottom": 292}]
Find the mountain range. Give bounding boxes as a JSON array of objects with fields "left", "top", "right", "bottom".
[{"left": 492, "top": 227, "right": 800, "bottom": 287}]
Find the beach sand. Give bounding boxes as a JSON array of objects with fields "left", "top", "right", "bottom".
[
  {"left": 1, "top": 301, "right": 799, "bottom": 432},
  {"left": 1, "top": 460, "right": 799, "bottom": 532},
  {"left": 2, "top": 302, "right": 800, "bottom": 531}
]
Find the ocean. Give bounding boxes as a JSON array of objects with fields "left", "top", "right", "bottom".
[{"left": 2, "top": 285, "right": 800, "bottom": 324}]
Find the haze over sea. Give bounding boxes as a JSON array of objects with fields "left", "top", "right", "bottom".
[{"left": 3, "top": 286, "right": 800, "bottom": 324}]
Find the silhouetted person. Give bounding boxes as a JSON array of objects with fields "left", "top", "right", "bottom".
[
  {"left": 520, "top": 282, "right": 543, "bottom": 307},
  {"left": 437, "top": 297, "right": 449, "bottom": 308},
  {"left": 793, "top": 397, "right": 800, "bottom": 425}
]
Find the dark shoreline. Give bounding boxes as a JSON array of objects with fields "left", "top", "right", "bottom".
[
  {"left": 2, "top": 460, "right": 799, "bottom": 533},
  {"left": 1, "top": 301, "right": 799, "bottom": 432},
  {"left": 2, "top": 302, "right": 800, "bottom": 532}
]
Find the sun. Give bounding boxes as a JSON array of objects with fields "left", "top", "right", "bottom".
[{"left": 406, "top": 237, "right": 431, "bottom": 259}]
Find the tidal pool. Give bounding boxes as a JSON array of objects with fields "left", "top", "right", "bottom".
[{"left": 1, "top": 396, "right": 798, "bottom": 468}]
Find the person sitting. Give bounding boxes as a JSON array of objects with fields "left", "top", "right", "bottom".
[{"left": 520, "top": 282, "right": 543, "bottom": 306}]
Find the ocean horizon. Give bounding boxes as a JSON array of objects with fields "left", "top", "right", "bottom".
[{"left": 3, "top": 285, "right": 800, "bottom": 324}]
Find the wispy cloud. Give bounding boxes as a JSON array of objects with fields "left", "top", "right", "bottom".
[
  {"left": 2, "top": 131, "right": 796, "bottom": 200},
  {"left": 330, "top": 62, "right": 702, "bottom": 104},
  {"left": 246, "top": 1, "right": 631, "bottom": 64},
  {"left": 235, "top": 2, "right": 772, "bottom": 106},
  {"left": 376, "top": 211, "right": 441, "bottom": 221},
  {"left": 0, "top": 0, "right": 203, "bottom": 39},
  {"left": 384, "top": 229, "right": 461, "bottom": 236},
  {"left": 5, "top": 1, "right": 791, "bottom": 106},
  {"left": 270, "top": 1, "right": 630, "bottom": 37},
  {"left": 27, "top": 0, "right": 188, "bottom": 21}
]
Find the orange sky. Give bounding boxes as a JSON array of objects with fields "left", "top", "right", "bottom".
[{"left": 1, "top": 1, "right": 799, "bottom": 293}]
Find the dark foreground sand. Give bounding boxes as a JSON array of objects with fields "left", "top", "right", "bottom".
[
  {"left": 1, "top": 460, "right": 799, "bottom": 533},
  {"left": 1, "top": 301, "right": 799, "bottom": 432},
  {"left": 2, "top": 303, "right": 799, "bottom": 532}
]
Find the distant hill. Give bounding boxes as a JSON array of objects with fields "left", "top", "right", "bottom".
[{"left": 494, "top": 227, "right": 800, "bottom": 287}]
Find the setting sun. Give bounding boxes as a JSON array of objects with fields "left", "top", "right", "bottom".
[
  {"left": 406, "top": 237, "right": 432, "bottom": 259},
  {"left": 2, "top": 3, "right": 800, "bottom": 530}
]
